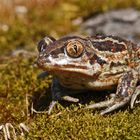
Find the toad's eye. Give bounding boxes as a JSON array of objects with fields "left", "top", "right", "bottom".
[
  {"left": 66, "top": 41, "right": 84, "bottom": 58},
  {"left": 37, "top": 36, "right": 56, "bottom": 52}
]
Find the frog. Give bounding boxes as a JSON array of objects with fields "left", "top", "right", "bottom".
[{"left": 36, "top": 34, "right": 140, "bottom": 115}]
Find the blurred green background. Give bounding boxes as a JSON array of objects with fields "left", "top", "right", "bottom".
[
  {"left": 0, "top": 0, "right": 140, "bottom": 55},
  {"left": 0, "top": 0, "right": 140, "bottom": 139}
]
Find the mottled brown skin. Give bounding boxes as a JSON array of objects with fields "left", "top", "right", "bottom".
[{"left": 36, "top": 35, "right": 140, "bottom": 115}]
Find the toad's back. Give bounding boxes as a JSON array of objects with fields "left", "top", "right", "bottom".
[
  {"left": 37, "top": 35, "right": 140, "bottom": 90},
  {"left": 82, "top": 35, "right": 140, "bottom": 90},
  {"left": 88, "top": 35, "right": 140, "bottom": 68}
]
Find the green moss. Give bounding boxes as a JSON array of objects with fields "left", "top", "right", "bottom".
[
  {"left": 26, "top": 107, "right": 140, "bottom": 139},
  {"left": 0, "top": 0, "right": 140, "bottom": 139}
]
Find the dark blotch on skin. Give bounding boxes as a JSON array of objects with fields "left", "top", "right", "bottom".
[
  {"left": 90, "top": 54, "right": 107, "bottom": 65},
  {"left": 110, "top": 61, "right": 124, "bottom": 68},
  {"left": 50, "top": 46, "right": 65, "bottom": 57},
  {"left": 92, "top": 40, "right": 126, "bottom": 52}
]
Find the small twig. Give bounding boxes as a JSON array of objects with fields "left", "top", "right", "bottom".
[
  {"left": 25, "top": 93, "right": 29, "bottom": 121},
  {"left": 2, "top": 125, "right": 8, "bottom": 140},
  {"left": 49, "top": 112, "right": 62, "bottom": 119},
  {"left": 5, "top": 123, "right": 17, "bottom": 140},
  {"left": 19, "top": 123, "right": 29, "bottom": 136}
]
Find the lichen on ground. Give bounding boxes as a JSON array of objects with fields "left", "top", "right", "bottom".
[{"left": 0, "top": 0, "right": 140, "bottom": 139}]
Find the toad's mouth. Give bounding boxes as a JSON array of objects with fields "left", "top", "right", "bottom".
[
  {"left": 36, "top": 54, "right": 102, "bottom": 77},
  {"left": 38, "top": 62, "right": 93, "bottom": 76},
  {"left": 37, "top": 60, "right": 101, "bottom": 78}
]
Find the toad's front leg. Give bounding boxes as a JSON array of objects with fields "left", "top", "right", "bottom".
[
  {"left": 31, "top": 77, "right": 79, "bottom": 115},
  {"left": 86, "top": 70, "right": 138, "bottom": 115},
  {"left": 48, "top": 78, "right": 80, "bottom": 115}
]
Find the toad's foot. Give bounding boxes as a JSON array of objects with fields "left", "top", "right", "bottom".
[
  {"left": 47, "top": 96, "right": 79, "bottom": 115},
  {"left": 31, "top": 95, "right": 79, "bottom": 115},
  {"left": 130, "top": 85, "right": 140, "bottom": 109},
  {"left": 0, "top": 123, "right": 29, "bottom": 140},
  {"left": 86, "top": 70, "right": 138, "bottom": 115},
  {"left": 85, "top": 96, "right": 131, "bottom": 115}
]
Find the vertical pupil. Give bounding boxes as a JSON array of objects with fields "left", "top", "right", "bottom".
[{"left": 73, "top": 45, "right": 78, "bottom": 53}]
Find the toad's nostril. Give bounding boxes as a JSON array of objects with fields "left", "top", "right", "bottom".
[
  {"left": 37, "top": 39, "right": 47, "bottom": 52},
  {"left": 37, "top": 36, "right": 56, "bottom": 52}
]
